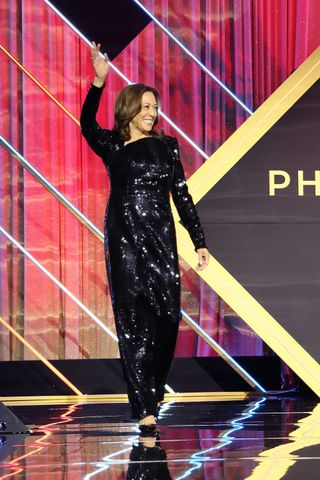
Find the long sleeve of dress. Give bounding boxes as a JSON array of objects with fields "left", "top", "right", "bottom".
[
  {"left": 80, "top": 83, "right": 116, "bottom": 159},
  {"left": 169, "top": 137, "right": 207, "bottom": 252}
]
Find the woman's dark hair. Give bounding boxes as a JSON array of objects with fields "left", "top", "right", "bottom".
[{"left": 112, "top": 83, "right": 164, "bottom": 140}]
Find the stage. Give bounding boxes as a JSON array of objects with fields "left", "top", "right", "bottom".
[{"left": 0, "top": 395, "right": 319, "bottom": 478}]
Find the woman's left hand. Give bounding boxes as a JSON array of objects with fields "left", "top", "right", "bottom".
[{"left": 195, "top": 247, "right": 210, "bottom": 271}]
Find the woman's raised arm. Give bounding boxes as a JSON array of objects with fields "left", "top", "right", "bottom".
[
  {"left": 80, "top": 42, "right": 114, "bottom": 158},
  {"left": 91, "top": 41, "right": 110, "bottom": 86}
]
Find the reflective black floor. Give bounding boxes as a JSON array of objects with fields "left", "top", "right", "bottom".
[{"left": 0, "top": 396, "right": 320, "bottom": 479}]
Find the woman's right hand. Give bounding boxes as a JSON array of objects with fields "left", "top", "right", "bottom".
[{"left": 91, "top": 41, "right": 110, "bottom": 85}]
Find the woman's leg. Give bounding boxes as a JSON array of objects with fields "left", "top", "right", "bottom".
[
  {"left": 115, "top": 292, "right": 158, "bottom": 421},
  {"left": 105, "top": 220, "right": 160, "bottom": 424},
  {"left": 154, "top": 317, "right": 180, "bottom": 402}
]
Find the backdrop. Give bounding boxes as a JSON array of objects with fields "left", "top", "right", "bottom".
[{"left": 0, "top": 0, "right": 319, "bottom": 363}]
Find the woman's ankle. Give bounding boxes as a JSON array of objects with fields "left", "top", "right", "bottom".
[
  {"left": 140, "top": 436, "right": 157, "bottom": 447},
  {"left": 138, "top": 414, "right": 156, "bottom": 425}
]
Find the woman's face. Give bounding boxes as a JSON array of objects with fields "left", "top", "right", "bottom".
[{"left": 129, "top": 91, "right": 158, "bottom": 135}]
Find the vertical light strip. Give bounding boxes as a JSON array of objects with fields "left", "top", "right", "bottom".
[
  {"left": 0, "top": 315, "right": 82, "bottom": 395},
  {"left": 133, "top": 0, "right": 253, "bottom": 115}
]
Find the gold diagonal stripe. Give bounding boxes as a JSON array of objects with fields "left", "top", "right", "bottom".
[
  {"left": 174, "top": 223, "right": 320, "bottom": 395},
  {"left": 0, "top": 315, "right": 82, "bottom": 395},
  {"left": 172, "top": 47, "right": 320, "bottom": 396},
  {"left": 188, "top": 47, "right": 320, "bottom": 200},
  {"left": 0, "top": 44, "right": 79, "bottom": 125}
]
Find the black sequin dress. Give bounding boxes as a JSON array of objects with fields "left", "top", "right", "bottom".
[{"left": 80, "top": 83, "right": 206, "bottom": 419}]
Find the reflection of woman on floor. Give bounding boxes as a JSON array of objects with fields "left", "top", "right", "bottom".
[
  {"left": 126, "top": 435, "right": 172, "bottom": 480},
  {"left": 81, "top": 42, "right": 209, "bottom": 434}
]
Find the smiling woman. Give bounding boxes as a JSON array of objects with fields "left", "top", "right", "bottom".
[
  {"left": 113, "top": 84, "right": 164, "bottom": 144},
  {"left": 126, "top": 92, "right": 159, "bottom": 142},
  {"left": 80, "top": 41, "right": 209, "bottom": 434}
]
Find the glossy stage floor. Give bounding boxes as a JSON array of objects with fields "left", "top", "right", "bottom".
[{"left": 1, "top": 394, "right": 319, "bottom": 479}]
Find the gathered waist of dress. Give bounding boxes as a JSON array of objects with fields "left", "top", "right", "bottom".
[{"left": 110, "top": 187, "right": 169, "bottom": 198}]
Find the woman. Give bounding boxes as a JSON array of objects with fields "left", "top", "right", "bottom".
[{"left": 80, "top": 42, "right": 210, "bottom": 433}]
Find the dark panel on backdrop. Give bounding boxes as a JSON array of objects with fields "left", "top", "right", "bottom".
[
  {"left": 0, "top": 358, "right": 283, "bottom": 395},
  {"left": 48, "top": 0, "right": 151, "bottom": 60},
  {"left": 197, "top": 80, "right": 320, "bottom": 362}
]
